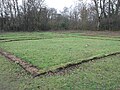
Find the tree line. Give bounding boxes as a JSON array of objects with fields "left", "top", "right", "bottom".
[{"left": 0, "top": 0, "right": 120, "bottom": 32}]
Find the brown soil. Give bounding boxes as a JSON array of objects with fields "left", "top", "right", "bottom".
[
  {"left": 79, "top": 30, "right": 120, "bottom": 37},
  {"left": 53, "top": 30, "right": 120, "bottom": 37},
  {"left": 0, "top": 49, "right": 39, "bottom": 77},
  {"left": 0, "top": 38, "right": 43, "bottom": 42},
  {"left": 36, "top": 52, "right": 120, "bottom": 77}
]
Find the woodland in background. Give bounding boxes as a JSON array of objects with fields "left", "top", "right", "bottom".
[{"left": 0, "top": 0, "right": 120, "bottom": 32}]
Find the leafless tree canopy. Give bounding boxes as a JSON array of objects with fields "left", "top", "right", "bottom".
[{"left": 0, "top": 0, "right": 120, "bottom": 32}]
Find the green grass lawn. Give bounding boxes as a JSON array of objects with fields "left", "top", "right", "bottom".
[
  {"left": 0, "top": 32, "right": 120, "bottom": 42},
  {"left": 0, "top": 32, "right": 67, "bottom": 42},
  {"left": 0, "top": 54, "right": 120, "bottom": 90},
  {"left": 0, "top": 32, "right": 120, "bottom": 72}
]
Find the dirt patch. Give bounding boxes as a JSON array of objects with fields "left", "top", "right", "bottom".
[
  {"left": 0, "top": 49, "right": 39, "bottom": 77},
  {"left": 0, "top": 38, "right": 44, "bottom": 42},
  {"left": 78, "top": 30, "right": 120, "bottom": 37},
  {"left": 53, "top": 30, "right": 120, "bottom": 37},
  {"left": 36, "top": 52, "right": 120, "bottom": 77},
  {"left": 80, "top": 31, "right": 120, "bottom": 37},
  {"left": 0, "top": 49, "right": 120, "bottom": 78}
]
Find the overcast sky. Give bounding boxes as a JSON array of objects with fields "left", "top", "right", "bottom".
[
  {"left": 45, "top": 0, "right": 78, "bottom": 11},
  {"left": 18, "top": 0, "right": 91, "bottom": 12}
]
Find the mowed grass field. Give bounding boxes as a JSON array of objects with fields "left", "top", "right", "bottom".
[
  {"left": 0, "top": 54, "right": 120, "bottom": 90},
  {"left": 0, "top": 32, "right": 120, "bottom": 72},
  {"left": 0, "top": 32, "right": 120, "bottom": 90}
]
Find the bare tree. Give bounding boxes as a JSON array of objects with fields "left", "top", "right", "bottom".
[{"left": 0, "top": 0, "right": 120, "bottom": 32}]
